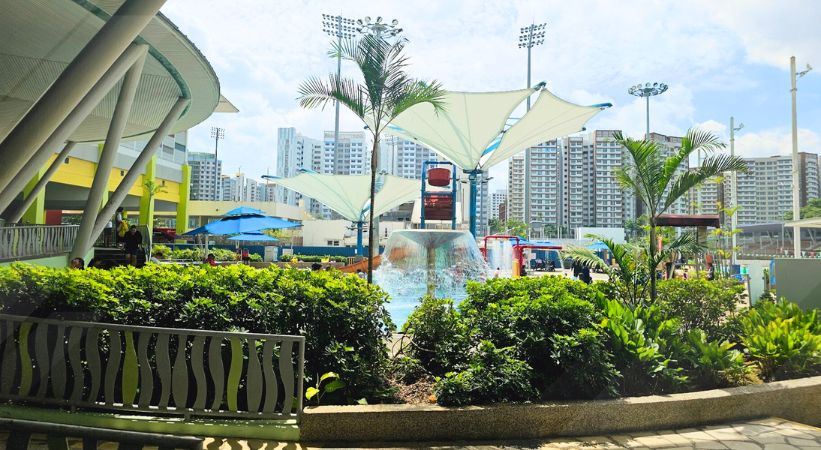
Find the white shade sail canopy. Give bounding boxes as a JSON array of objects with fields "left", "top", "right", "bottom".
[
  {"left": 267, "top": 172, "right": 420, "bottom": 222},
  {"left": 384, "top": 87, "right": 610, "bottom": 171},
  {"left": 481, "top": 90, "right": 609, "bottom": 168},
  {"left": 384, "top": 89, "right": 533, "bottom": 170}
]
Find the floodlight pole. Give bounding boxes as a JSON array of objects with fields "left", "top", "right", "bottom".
[
  {"left": 790, "top": 56, "right": 812, "bottom": 258},
  {"left": 519, "top": 23, "right": 546, "bottom": 233},
  {"left": 628, "top": 82, "right": 668, "bottom": 218},
  {"left": 211, "top": 126, "right": 224, "bottom": 201},
  {"left": 729, "top": 116, "right": 743, "bottom": 266}
]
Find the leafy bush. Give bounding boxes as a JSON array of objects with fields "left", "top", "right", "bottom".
[
  {"left": 598, "top": 299, "right": 686, "bottom": 395},
  {"left": 548, "top": 328, "right": 620, "bottom": 399},
  {"left": 151, "top": 244, "right": 171, "bottom": 259},
  {"left": 402, "top": 296, "right": 470, "bottom": 375},
  {"left": 738, "top": 300, "right": 820, "bottom": 381},
  {"left": 279, "top": 254, "right": 348, "bottom": 263},
  {"left": 0, "top": 263, "right": 393, "bottom": 403},
  {"left": 673, "top": 329, "right": 748, "bottom": 389},
  {"left": 387, "top": 356, "right": 428, "bottom": 384},
  {"left": 461, "top": 276, "right": 602, "bottom": 396},
  {"left": 657, "top": 278, "right": 745, "bottom": 339},
  {"left": 434, "top": 341, "right": 537, "bottom": 406}
]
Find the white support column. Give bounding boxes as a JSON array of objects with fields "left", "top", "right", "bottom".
[
  {"left": 0, "top": 0, "right": 166, "bottom": 196},
  {"left": 71, "top": 51, "right": 148, "bottom": 259},
  {"left": 0, "top": 44, "right": 150, "bottom": 215},
  {"left": 82, "top": 97, "right": 189, "bottom": 255},
  {"left": 4, "top": 142, "right": 77, "bottom": 223}
]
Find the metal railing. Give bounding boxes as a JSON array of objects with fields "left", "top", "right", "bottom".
[
  {"left": 0, "top": 314, "right": 305, "bottom": 421},
  {"left": 0, "top": 225, "right": 78, "bottom": 261}
]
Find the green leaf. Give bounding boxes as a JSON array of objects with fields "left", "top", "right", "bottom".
[
  {"left": 357, "top": 398, "right": 368, "bottom": 405},
  {"left": 319, "top": 372, "right": 339, "bottom": 382},
  {"left": 324, "top": 379, "right": 346, "bottom": 393},
  {"left": 305, "top": 387, "right": 319, "bottom": 400}
]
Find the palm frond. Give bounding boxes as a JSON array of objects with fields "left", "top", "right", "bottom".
[
  {"left": 297, "top": 74, "right": 369, "bottom": 119},
  {"left": 388, "top": 80, "right": 447, "bottom": 119},
  {"left": 662, "top": 154, "right": 748, "bottom": 212}
]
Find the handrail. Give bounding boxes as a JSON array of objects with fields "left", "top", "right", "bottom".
[
  {"left": 0, "top": 314, "right": 305, "bottom": 421},
  {"left": 0, "top": 225, "right": 79, "bottom": 261}
]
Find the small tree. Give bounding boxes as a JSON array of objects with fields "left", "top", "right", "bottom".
[
  {"left": 614, "top": 129, "right": 747, "bottom": 303},
  {"left": 298, "top": 34, "right": 446, "bottom": 282},
  {"left": 566, "top": 233, "right": 702, "bottom": 308}
]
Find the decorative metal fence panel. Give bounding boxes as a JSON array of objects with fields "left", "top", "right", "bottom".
[
  {"left": 0, "top": 225, "right": 79, "bottom": 261},
  {"left": 0, "top": 314, "right": 305, "bottom": 421}
]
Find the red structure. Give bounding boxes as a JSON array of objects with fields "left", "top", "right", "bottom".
[
  {"left": 480, "top": 234, "right": 521, "bottom": 259},
  {"left": 420, "top": 161, "right": 458, "bottom": 229},
  {"left": 512, "top": 243, "right": 562, "bottom": 277}
]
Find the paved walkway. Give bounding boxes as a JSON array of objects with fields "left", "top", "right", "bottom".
[
  {"left": 6, "top": 417, "right": 820, "bottom": 449},
  {"left": 202, "top": 418, "right": 821, "bottom": 449}
]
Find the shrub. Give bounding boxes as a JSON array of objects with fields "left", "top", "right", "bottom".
[
  {"left": 151, "top": 244, "right": 171, "bottom": 259},
  {"left": 674, "top": 329, "right": 749, "bottom": 389},
  {"left": 434, "top": 341, "right": 537, "bottom": 406},
  {"left": 0, "top": 263, "right": 393, "bottom": 403},
  {"left": 598, "top": 299, "right": 686, "bottom": 395},
  {"left": 461, "top": 276, "right": 602, "bottom": 397},
  {"left": 657, "top": 278, "right": 745, "bottom": 340},
  {"left": 548, "top": 328, "right": 620, "bottom": 399},
  {"left": 738, "top": 300, "right": 820, "bottom": 381},
  {"left": 279, "top": 254, "right": 348, "bottom": 263},
  {"left": 402, "top": 296, "right": 470, "bottom": 376}
]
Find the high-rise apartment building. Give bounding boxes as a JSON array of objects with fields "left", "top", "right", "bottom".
[
  {"left": 383, "top": 136, "right": 444, "bottom": 179},
  {"left": 326, "top": 131, "right": 370, "bottom": 175},
  {"left": 276, "top": 128, "right": 324, "bottom": 206},
  {"left": 490, "top": 189, "right": 507, "bottom": 220},
  {"left": 593, "top": 130, "right": 630, "bottom": 228},
  {"left": 734, "top": 153, "right": 820, "bottom": 225},
  {"left": 188, "top": 152, "right": 222, "bottom": 201}
]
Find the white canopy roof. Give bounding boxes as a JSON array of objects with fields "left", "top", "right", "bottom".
[
  {"left": 268, "top": 172, "right": 420, "bottom": 222},
  {"left": 481, "top": 90, "right": 608, "bottom": 168},
  {"left": 385, "top": 87, "right": 609, "bottom": 171},
  {"left": 385, "top": 89, "right": 533, "bottom": 170}
]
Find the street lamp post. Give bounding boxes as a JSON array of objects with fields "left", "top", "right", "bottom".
[
  {"left": 628, "top": 82, "right": 668, "bottom": 218},
  {"left": 210, "top": 126, "right": 224, "bottom": 201},
  {"left": 729, "top": 116, "right": 744, "bottom": 265},
  {"left": 518, "top": 23, "right": 546, "bottom": 235},
  {"left": 322, "top": 14, "right": 356, "bottom": 155},
  {"left": 790, "top": 56, "right": 812, "bottom": 259}
]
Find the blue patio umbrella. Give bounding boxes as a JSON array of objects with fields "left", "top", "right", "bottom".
[
  {"left": 587, "top": 241, "right": 610, "bottom": 251},
  {"left": 184, "top": 214, "right": 300, "bottom": 236},
  {"left": 228, "top": 232, "right": 279, "bottom": 242},
  {"left": 225, "top": 206, "right": 265, "bottom": 216}
]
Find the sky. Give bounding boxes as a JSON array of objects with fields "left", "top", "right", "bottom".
[{"left": 161, "top": 0, "right": 821, "bottom": 192}]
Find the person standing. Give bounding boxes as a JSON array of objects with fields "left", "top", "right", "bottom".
[
  {"left": 114, "top": 207, "right": 124, "bottom": 246},
  {"left": 123, "top": 225, "right": 143, "bottom": 266}
]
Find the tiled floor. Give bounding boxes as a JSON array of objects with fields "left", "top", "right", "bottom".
[{"left": 3, "top": 417, "right": 820, "bottom": 449}]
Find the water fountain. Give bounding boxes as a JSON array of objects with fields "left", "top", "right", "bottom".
[{"left": 374, "top": 229, "right": 489, "bottom": 326}]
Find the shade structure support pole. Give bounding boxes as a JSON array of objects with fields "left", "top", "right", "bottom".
[
  {"left": 790, "top": 56, "right": 801, "bottom": 259},
  {"left": 4, "top": 142, "right": 76, "bottom": 223},
  {"left": 468, "top": 170, "right": 480, "bottom": 237},
  {"left": 0, "top": 43, "right": 150, "bottom": 215},
  {"left": 71, "top": 49, "right": 147, "bottom": 259},
  {"left": 356, "top": 221, "right": 364, "bottom": 256},
  {"left": 79, "top": 97, "right": 188, "bottom": 258},
  {"left": 0, "top": 0, "right": 166, "bottom": 197}
]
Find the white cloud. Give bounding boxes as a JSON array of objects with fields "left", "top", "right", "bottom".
[
  {"left": 160, "top": 0, "right": 821, "bottom": 184},
  {"left": 734, "top": 128, "right": 821, "bottom": 159}
]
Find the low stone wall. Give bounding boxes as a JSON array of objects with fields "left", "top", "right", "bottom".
[{"left": 301, "top": 376, "right": 821, "bottom": 442}]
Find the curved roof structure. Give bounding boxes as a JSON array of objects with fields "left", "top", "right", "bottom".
[
  {"left": 385, "top": 87, "right": 610, "bottom": 171},
  {"left": 265, "top": 172, "right": 420, "bottom": 222},
  {"left": 0, "top": 0, "right": 220, "bottom": 143}
]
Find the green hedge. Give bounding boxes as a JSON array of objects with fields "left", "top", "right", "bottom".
[
  {"left": 279, "top": 254, "right": 348, "bottom": 263},
  {"left": 152, "top": 245, "right": 244, "bottom": 262},
  {"left": 0, "top": 263, "right": 393, "bottom": 403},
  {"left": 401, "top": 276, "right": 820, "bottom": 405}
]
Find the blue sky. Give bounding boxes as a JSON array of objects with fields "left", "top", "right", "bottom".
[{"left": 162, "top": 0, "right": 821, "bottom": 192}]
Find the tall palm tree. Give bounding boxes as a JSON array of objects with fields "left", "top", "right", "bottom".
[
  {"left": 614, "top": 129, "right": 747, "bottom": 303},
  {"left": 298, "top": 33, "right": 446, "bottom": 282}
]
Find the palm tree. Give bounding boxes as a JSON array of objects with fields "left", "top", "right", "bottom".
[
  {"left": 614, "top": 129, "right": 747, "bottom": 303},
  {"left": 566, "top": 233, "right": 703, "bottom": 308},
  {"left": 298, "top": 33, "right": 446, "bottom": 282}
]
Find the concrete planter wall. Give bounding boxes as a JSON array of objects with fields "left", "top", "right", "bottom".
[{"left": 301, "top": 376, "right": 821, "bottom": 442}]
